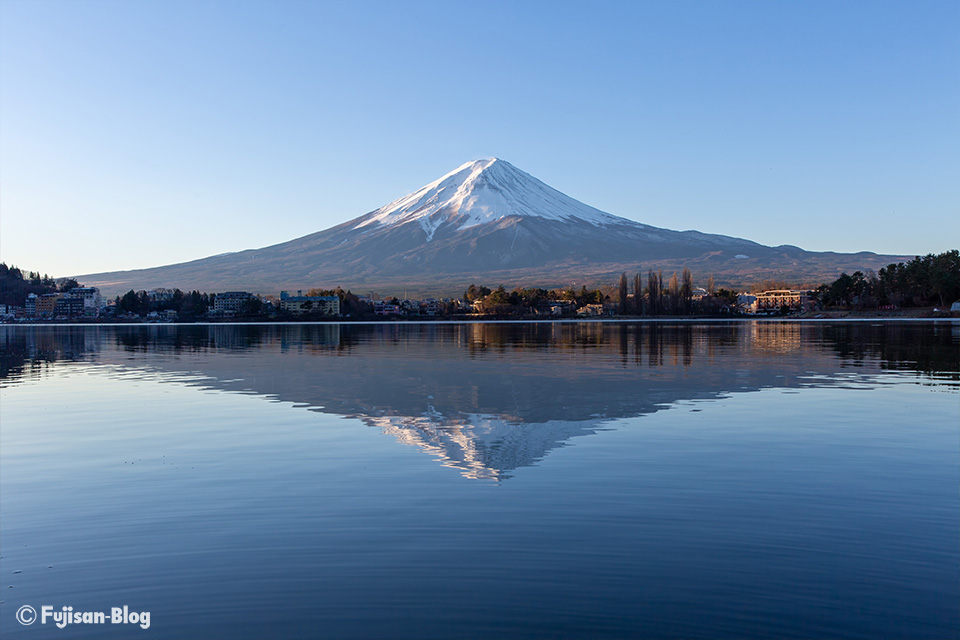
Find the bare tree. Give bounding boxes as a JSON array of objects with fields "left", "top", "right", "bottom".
[
  {"left": 667, "top": 272, "right": 680, "bottom": 315},
  {"left": 618, "top": 272, "right": 628, "bottom": 315},
  {"left": 681, "top": 267, "right": 693, "bottom": 314}
]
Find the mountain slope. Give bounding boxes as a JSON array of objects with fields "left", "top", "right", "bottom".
[{"left": 78, "top": 159, "right": 908, "bottom": 296}]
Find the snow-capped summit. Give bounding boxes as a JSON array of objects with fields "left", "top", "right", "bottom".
[{"left": 353, "top": 158, "right": 624, "bottom": 241}]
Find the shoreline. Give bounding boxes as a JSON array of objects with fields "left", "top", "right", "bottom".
[{"left": 3, "top": 314, "right": 957, "bottom": 328}]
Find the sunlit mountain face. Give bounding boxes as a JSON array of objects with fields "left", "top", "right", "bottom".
[
  {"left": 76, "top": 159, "right": 909, "bottom": 297},
  {"left": 3, "top": 322, "right": 956, "bottom": 481}
]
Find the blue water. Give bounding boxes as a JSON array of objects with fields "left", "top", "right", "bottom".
[{"left": 1, "top": 322, "right": 957, "bottom": 639}]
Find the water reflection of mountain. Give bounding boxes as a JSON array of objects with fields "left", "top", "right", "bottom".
[{"left": 2, "top": 322, "right": 957, "bottom": 480}]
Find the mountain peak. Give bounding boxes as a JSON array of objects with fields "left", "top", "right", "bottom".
[{"left": 353, "top": 158, "right": 625, "bottom": 240}]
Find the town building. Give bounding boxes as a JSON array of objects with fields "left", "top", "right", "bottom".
[
  {"left": 213, "top": 291, "right": 257, "bottom": 314},
  {"left": 737, "top": 293, "right": 757, "bottom": 312},
  {"left": 576, "top": 303, "right": 606, "bottom": 317},
  {"left": 35, "top": 293, "right": 62, "bottom": 317},
  {"left": 68, "top": 287, "right": 103, "bottom": 316},
  {"left": 537, "top": 300, "right": 575, "bottom": 316},
  {"left": 372, "top": 300, "right": 401, "bottom": 316},
  {"left": 420, "top": 298, "right": 443, "bottom": 316},
  {"left": 751, "top": 290, "right": 817, "bottom": 314},
  {"left": 279, "top": 291, "right": 340, "bottom": 316},
  {"left": 54, "top": 296, "right": 85, "bottom": 317}
]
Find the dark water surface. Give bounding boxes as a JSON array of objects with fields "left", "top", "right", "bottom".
[{"left": 1, "top": 322, "right": 957, "bottom": 639}]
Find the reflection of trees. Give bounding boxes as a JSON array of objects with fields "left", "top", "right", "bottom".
[
  {"left": 109, "top": 325, "right": 344, "bottom": 354},
  {"left": 113, "top": 325, "right": 270, "bottom": 352},
  {"left": 6, "top": 322, "right": 956, "bottom": 384},
  {"left": 3, "top": 321, "right": 956, "bottom": 480},
  {"left": 0, "top": 327, "right": 99, "bottom": 381},
  {"left": 817, "top": 322, "right": 959, "bottom": 382},
  {"left": 465, "top": 322, "right": 609, "bottom": 356}
]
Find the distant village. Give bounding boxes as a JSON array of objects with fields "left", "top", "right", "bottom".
[
  {"left": 1, "top": 284, "right": 823, "bottom": 322},
  {"left": 2, "top": 250, "right": 956, "bottom": 322}
]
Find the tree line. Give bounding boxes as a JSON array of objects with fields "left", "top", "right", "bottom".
[
  {"left": 464, "top": 284, "right": 605, "bottom": 315},
  {"left": 817, "top": 250, "right": 959, "bottom": 309},
  {"left": 115, "top": 289, "right": 213, "bottom": 319},
  {"left": 297, "top": 288, "right": 373, "bottom": 318},
  {"left": 612, "top": 268, "right": 739, "bottom": 315},
  {"left": 0, "top": 263, "right": 80, "bottom": 307}
]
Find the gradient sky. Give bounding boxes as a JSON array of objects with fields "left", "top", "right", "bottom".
[{"left": 1, "top": 0, "right": 957, "bottom": 278}]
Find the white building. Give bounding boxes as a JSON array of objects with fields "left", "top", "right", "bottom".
[
  {"left": 214, "top": 291, "right": 256, "bottom": 314},
  {"left": 68, "top": 287, "right": 103, "bottom": 316},
  {"left": 279, "top": 291, "right": 340, "bottom": 316}
]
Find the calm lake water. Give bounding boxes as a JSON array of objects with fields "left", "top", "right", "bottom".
[{"left": 1, "top": 321, "right": 957, "bottom": 639}]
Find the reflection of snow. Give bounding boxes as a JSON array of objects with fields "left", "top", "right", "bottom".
[{"left": 364, "top": 412, "right": 610, "bottom": 481}]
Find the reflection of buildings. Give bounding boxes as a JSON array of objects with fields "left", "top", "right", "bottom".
[
  {"left": 3, "top": 322, "right": 956, "bottom": 480},
  {"left": 0, "top": 326, "right": 103, "bottom": 380},
  {"left": 749, "top": 322, "right": 804, "bottom": 353},
  {"left": 278, "top": 324, "right": 342, "bottom": 352}
]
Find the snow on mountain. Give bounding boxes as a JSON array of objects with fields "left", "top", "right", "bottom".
[{"left": 353, "top": 158, "right": 626, "bottom": 241}]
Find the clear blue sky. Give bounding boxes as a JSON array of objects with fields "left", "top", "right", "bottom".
[{"left": 1, "top": 0, "right": 957, "bottom": 277}]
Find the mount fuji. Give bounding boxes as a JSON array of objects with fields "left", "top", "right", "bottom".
[{"left": 78, "top": 158, "right": 906, "bottom": 296}]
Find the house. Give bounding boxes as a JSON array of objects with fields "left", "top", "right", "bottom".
[
  {"left": 420, "top": 298, "right": 443, "bottom": 316},
  {"left": 546, "top": 300, "right": 575, "bottom": 316},
  {"left": 577, "top": 304, "right": 605, "bottom": 317},
  {"left": 737, "top": 293, "right": 757, "bottom": 313},
  {"left": 373, "top": 300, "right": 401, "bottom": 316}
]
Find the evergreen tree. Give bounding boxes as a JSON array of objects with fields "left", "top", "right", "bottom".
[
  {"left": 57, "top": 278, "right": 79, "bottom": 292},
  {"left": 119, "top": 290, "right": 140, "bottom": 314}
]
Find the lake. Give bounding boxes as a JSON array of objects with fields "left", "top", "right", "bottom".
[{"left": 1, "top": 321, "right": 957, "bottom": 639}]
